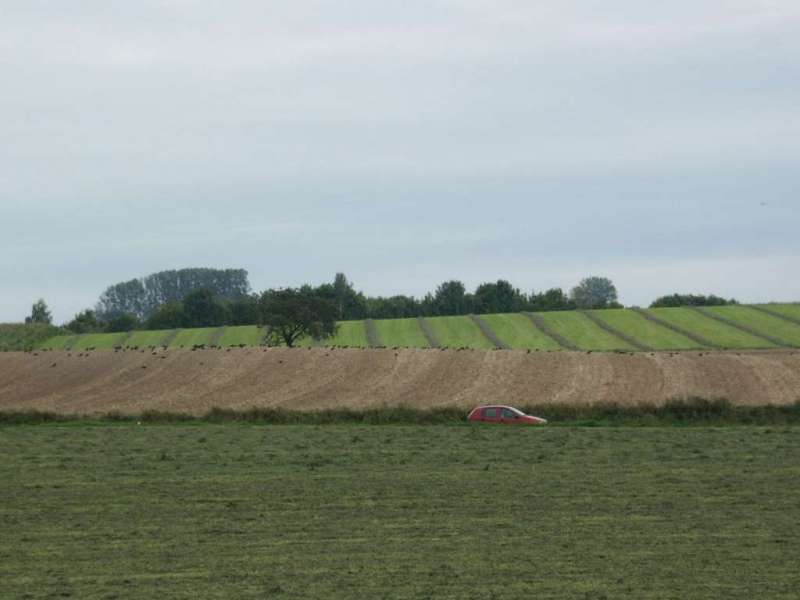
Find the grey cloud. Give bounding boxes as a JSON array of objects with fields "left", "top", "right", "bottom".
[{"left": 1, "top": 1, "right": 798, "bottom": 322}]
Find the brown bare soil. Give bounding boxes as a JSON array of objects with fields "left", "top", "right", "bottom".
[{"left": 1, "top": 348, "right": 799, "bottom": 416}]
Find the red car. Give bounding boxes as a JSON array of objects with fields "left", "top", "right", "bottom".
[{"left": 468, "top": 405, "right": 547, "bottom": 425}]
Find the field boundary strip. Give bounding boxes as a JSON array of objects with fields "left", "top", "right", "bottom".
[
  {"left": 160, "top": 329, "right": 180, "bottom": 347},
  {"left": 365, "top": 320, "right": 382, "bottom": 348},
  {"left": 580, "top": 311, "right": 653, "bottom": 351},
  {"left": 631, "top": 308, "right": 718, "bottom": 349},
  {"left": 417, "top": 317, "right": 441, "bottom": 348},
  {"left": 469, "top": 314, "right": 509, "bottom": 349},
  {"left": 210, "top": 327, "right": 227, "bottom": 347},
  {"left": 117, "top": 331, "right": 135, "bottom": 347},
  {"left": 63, "top": 335, "right": 80, "bottom": 351},
  {"left": 523, "top": 312, "right": 578, "bottom": 350},
  {"left": 750, "top": 305, "right": 800, "bottom": 327},
  {"left": 690, "top": 307, "right": 793, "bottom": 348}
]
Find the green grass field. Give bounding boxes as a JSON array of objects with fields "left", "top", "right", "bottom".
[
  {"left": 373, "top": 318, "right": 430, "bottom": 348},
  {"left": 70, "top": 332, "right": 129, "bottom": 351},
  {"left": 425, "top": 315, "right": 495, "bottom": 349},
  {"left": 705, "top": 306, "right": 800, "bottom": 347},
  {"left": 125, "top": 329, "right": 174, "bottom": 347},
  {"left": 759, "top": 303, "right": 800, "bottom": 321},
  {"left": 299, "top": 320, "right": 368, "bottom": 347},
  {"left": 171, "top": 328, "right": 217, "bottom": 347},
  {"left": 1, "top": 424, "right": 798, "bottom": 599},
  {"left": 590, "top": 309, "right": 704, "bottom": 350},
  {"left": 0, "top": 323, "right": 64, "bottom": 351},
  {"left": 16, "top": 303, "right": 800, "bottom": 353},
  {"left": 218, "top": 325, "right": 264, "bottom": 346},
  {"left": 479, "top": 313, "right": 562, "bottom": 350},
  {"left": 538, "top": 311, "right": 634, "bottom": 350},
  {"left": 647, "top": 308, "right": 777, "bottom": 349},
  {"left": 35, "top": 334, "right": 76, "bottom": 350}
]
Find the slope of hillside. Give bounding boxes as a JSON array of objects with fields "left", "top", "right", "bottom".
[
  {"left": 0, "top": 323, "right": 64, "bottom": 352},
  {"left": 646, "top": 308, "right": 777, "bottom": 349},
  {"left": 537, "top": 311, "right": 634, "bottom": 351},
  {"left": 479, "top": 313, "right": 562, "bottom": 350},
  {"left": 298, "top": 320, "right": 368, "bottom": 347},
  {"left": 705, "top": 306, "right": 800, "bottom": 347},
  {"left": 590, "top": 309, "right": 703, "bottom": 350},
  {"left": 373, "top": 318, "right": 430, "bottom": 348},
  {"left": 425, "top": 316, "right": 495, "bottom": 349},
  {"left": 30, "top": 304, "right": 800, "bottom": 353},
  {"left": 2, "top": 348, "right": 799, "bottom": 415}
]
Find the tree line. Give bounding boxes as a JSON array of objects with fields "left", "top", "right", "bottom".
[
  {"left": 21, "top": 267, "right": 740, "bottom": 339},
  {"left": 59, "top": 271, "right": 623, "bottom": 333}
]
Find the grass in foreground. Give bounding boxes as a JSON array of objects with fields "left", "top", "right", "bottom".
[{"left": 1, "top": 424, "right": 798, "bottom": 599}]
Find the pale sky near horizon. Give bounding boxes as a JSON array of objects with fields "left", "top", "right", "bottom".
[{"left": 1, "top": 1, "right": 799, "bottom": 323}]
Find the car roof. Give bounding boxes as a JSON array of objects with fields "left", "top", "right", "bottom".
[{"left": 474, "top": 405, "right": 521, "bottom": 411}]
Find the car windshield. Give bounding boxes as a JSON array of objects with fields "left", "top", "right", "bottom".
[{"left": 504, "top": 407, "right": 524, "bottom": 416}]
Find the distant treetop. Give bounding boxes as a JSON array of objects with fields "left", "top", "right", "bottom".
[
  {"left": 96, "top": 268, "right": 251, "bottom": 321},
  {"left": 650, "top": 294, "right": 738, "bottom": 308}
]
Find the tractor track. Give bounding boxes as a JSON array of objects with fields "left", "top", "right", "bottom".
[
  {"left": 523, "top": 312, "right": 579, "bottom": 351},
  {"left": 469, "top": 315, "right": 509, "bottom": 349},
  {"left": 580, "top": 311, "right": 653, "bottom": 351}
]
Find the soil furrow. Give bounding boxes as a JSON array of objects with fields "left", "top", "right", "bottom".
[{"left": 2, "top": 348, "right": 799, "bottom": 414}]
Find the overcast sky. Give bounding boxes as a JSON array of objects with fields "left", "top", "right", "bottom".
[{"left": 2, "top": 1, "right": 799, "bottom": 323}]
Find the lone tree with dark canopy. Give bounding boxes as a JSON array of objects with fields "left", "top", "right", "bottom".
[{"left": 259, "top": 288, "right": 338, "bottom": 347}]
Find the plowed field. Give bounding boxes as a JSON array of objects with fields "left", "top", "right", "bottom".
[{"left": 2, "top": 348, "right": 799, "bottom": 415}]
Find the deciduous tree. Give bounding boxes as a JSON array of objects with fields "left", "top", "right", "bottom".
[
  {"left": 570, "top": 277, "right": 619, "bottom": 309},
  {"left": 259, "top": 288, "right": 338, "bottom": 347}
]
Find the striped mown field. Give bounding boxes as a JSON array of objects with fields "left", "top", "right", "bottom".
[{"left": 30, "top": 304, "right": 800, "bottom": 353}]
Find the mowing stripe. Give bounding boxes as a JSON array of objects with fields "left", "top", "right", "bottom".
[
  {"left": 750, "top": 305, "right": 800, "bottom": 327},
  {"left": 117, "top": 331, "right": 135, "bottom": 347},
  {"left": 469, "top": 314, "right": 509, "bottom": 349},
  {"left": 210, "top": 327, "right": 227, "bottom": 347},
  {"left": 691, "top": 307, "right": 792, "bottom": 348},
  {"left": 631, "top": 308, "right": 718, "bottom": 349},
  {"left": 417, "top": 317, "right": 441, "bottom": 348},
  {"left": 365, "top": 319, "right": 382, "bottom": 348},
  {"left": 580, "top": 311, "right": 653, "bottom": 351},
  {"left": 160, "top": 329, "right": 180, "bottom": 347},
  {"left": 63, "top": 335, "right": 81, "bottom": 351},
  {"left": 523, "top": 312, "right": 578, "bottom": 351}
]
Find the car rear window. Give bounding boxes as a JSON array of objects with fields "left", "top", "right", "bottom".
[{"left": 484, "top": 408, "right": 498, "bottom": 418}]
